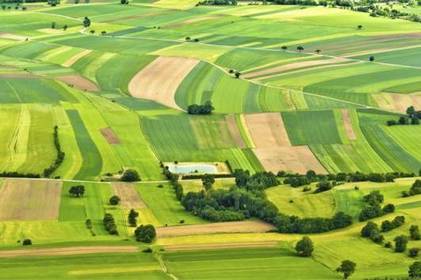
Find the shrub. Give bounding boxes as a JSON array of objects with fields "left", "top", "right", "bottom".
[
  {"left": 295, "top": 236, "right": 313, "bottom": 257},
  {"left": 109, "top": 195, "right": 121, "bottom": 205},
  {"left": 22, "top": 239, "right": 32, "bottom": 246},
  {"left": 409, "top": 248, "right": 419, "bottom": 258}
]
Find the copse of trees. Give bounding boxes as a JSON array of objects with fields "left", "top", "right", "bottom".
[
  {"left": 69, "top": 185, "right": 85, "bottom": 197},
  {"left": 361, "top": 221, "right": 384, "bottom": 244},
  {"left": 402, "top": 180, "right": 421, "bottom": 197},
  {"left": 187, "top": 101, "right": 214, "bottom": 115},
  {"left": 381, "top": 216, "right": 405, "bottom": 232},
  {"left": 410, "top": 225, "right": 421, "bottom": 240},
  {"left": 197, "top": 0, "right": 237, "bottom": 5},
  {"left": 409, "top": 261, "right": 421, "bottom": 279},
  {"left": 359, "top": 191, "right": 395, "bottom": 221},
  {"left": 181, "top": 169, "right": 353, "bottom": 234},
  {"left": 134, "top": 224, "right": 156, "bottom": 243}
]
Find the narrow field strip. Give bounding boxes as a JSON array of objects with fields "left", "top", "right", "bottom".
[
  {"left": 62, "top": 49, "right": 92, "bottom": 67},
  {"left": 164, "top": 241, "right": 279, "bottom": 251},
  {"left": 156, "top": 221, "right": 275, "bottom": 238},
  {"left": 0, "top": 246, "right": 138, "bottom": 258}
]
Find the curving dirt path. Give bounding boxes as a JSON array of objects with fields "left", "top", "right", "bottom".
[{"left": 128, "top": 56, "right": 199, "bottom": 110}]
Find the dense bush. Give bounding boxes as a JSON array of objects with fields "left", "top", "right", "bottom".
[{"left": 187, "top": 101, "right": 214, "bottom": 115}]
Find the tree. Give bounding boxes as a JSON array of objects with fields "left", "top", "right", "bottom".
[
  {"left": 234, "top": 71, "right": 241, "bottom": 78},
  {"left": 336, "top": 260, "right": 356, "bottom": 279},
  {"left": 22, "top": 239, "right": 32, "bottom": 246},
  {"left": 121, "top": 169, "right": 140, "bottom": 182},
  {"left": 120, "top": 0, "right": 129, "bottom": 4},
  {"left": 399, "top": 116, "right": 409, "bottom": 125},
  {"left": 315, "top": 49, "right": 321, "bottom": 54},
  {"left": 281, "top": 45, "right": 288, "bottom": 50},
  {"left": 361, "top": 221, "right": 378, "bottom": 238},
  {"left": 69, "top": 185, "right": 85, "bottom": 197},
  {"left": 409, "top": 248, "right": 419, "bottom": 258},
  {"left": 369, "top": 56, "right": 375, "bottom": 62},
  {"left": 297, "top": 46, "right": 304, "bottom": 52},
  {"left": 295, "top": 236, "right": 314, "bottom": 257},
  {"left": 411, "top": 117, "right": 420, "bottom": 125},
  {"left": 83, "top": 17, "right": 91, "bottom": 28},
  {"left": 63, "top": 24, "right": 68, "bottom": 31},
  {"left": 394, "top": 235, "right": 409, "bottom": 252},
  {"left": 357, "top": 25, "right": 363, "bottom": 29},
  {"left": 382, "top": 203, "right": 395, "bottom": 214},
  {"left": 51, "top": 22, "right": 56, "bottom": 29},
  {"left": 109, "top": 195, "right": 121, "bottom": 205},
  {"left": 409, "top": 261, "right": 421, "bottom": 279},
  {"left": 410, "top": 180, "right": 421, "bottom": 196},
  {"left": 134, "top": 224, "right": 156, "bottom": 243},
  {"left": 410, "top": 225, "right": 421, "bottom": 240},
  {"left": 202, "top": 174, "right": 215, "bottom": 191},
  {"left": 128, "top": 209, "right": 139, "bottom": 227},
  {"left": 407, "top": 106, "right": 416, "bottom": 117}
]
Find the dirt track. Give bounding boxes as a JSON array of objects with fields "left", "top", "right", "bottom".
[
  {"left": 156, "top": 220, "right": 275, "bottom": 238},
  {"left": 128, "top": 56, "right": 199, "bottom": 110},
  {"left": 0, "top": 246, "right": 138, "bottom": 258}
]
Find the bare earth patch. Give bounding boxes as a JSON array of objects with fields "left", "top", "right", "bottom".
[
  {"left": 225, "top": 114, "right": 246, "bottom": 148},
  {"left": 164, "top": 241, "right": 279, "bottom": 251},
  {"left": 0, "top": 246, "right": 138, "bottom": 258},
  {"left": 100, "top": 127, "right": 120, "bottom": 144},
  {"left": 156, "top": 221, "right": 275, "bottom": 238},
  {"left": 243, "top": 57, "right": 349, "bottom": 79},
  {"left": 341, "top": 109, "right": 357, "bottom": 140},
  {"left": 244, "top": 113, "right": 291, "bottom": 147},
  {"left": 375, "top": 93, "right": 421, "bottom": 113},
  {"left": 0, "top": 179, "right": 62, "bottom": 221},
  {"left": 128, "top": 56, "right": 199, "bottom": 110},
  {"left": 112, "top": 183, "right": 146, "bottom": 209},
  {"left": 244, "top": 113, "right": 326, "bottom": 174},
  {"left": 62, "top": 49, "right": 92, "bottom": 67},
  {"left": 254, "top": 146, "right": 326, "bottom": 174},
  {"left": 56, "top": 75, "right": 99, "bottom": 92}
]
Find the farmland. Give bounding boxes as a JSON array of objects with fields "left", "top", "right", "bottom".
[{"left": 0, "top": 0, "right": 421, "bottom": 279}]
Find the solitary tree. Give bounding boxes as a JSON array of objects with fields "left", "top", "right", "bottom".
[
  {"left": 369, "top": 56, "right": 375, "bottom": 62},
  {"left": 315, "top": 49, "right": 321, "bottom": 54},
  {"left": 121, "top": 169, "right": 140, "bottom": 182},
  {"left": 409, "top": 261, "right": 421, "bottom": 279},
  {"left": 336, "top": 260, "right": 356, "bottom": 279},
  {"left": 295, "top": 236, "right": 314, "bottom": 257},
  {"left": 128, "top": 209, "right": 139, "bottom": 227},
  {"left": 297, "top": 45, "right": 304, "bottom": 52},
  {"left": 357, "top": 25, "right": 363, "bottom": 30},
  {"left": 394, "top": 235, "right": 409, "bottom": 252},
  {"left": 69, "top": 185, "right": 85, "bottom": 197},
  {"left": 109, "top": 195, "right": 121, "bottom": 205},
  {"left": 83, "top": 16, "right": 91, "bottom": 28},
  {"left": 281, "top": 45, "right": 288, "bottom": 51},
  {"left": 63, "top": 24, "right": 68, "bottom": 31},
  {"left": 134, "top": 224, "right": 156, "bottom": 243}
]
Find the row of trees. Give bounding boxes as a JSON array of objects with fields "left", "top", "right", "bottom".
[
  {"left": 197, "top": 0, "right": 237, "bottom": 5},
  {"left": 387, "top": 106, "right": 420, "bottom": 126},
  {"left": 103, "top": 213, "right": 118, "bottom": 235},
  {"left": 43, "top": 126, "right": 65, "bottom": 177},
  {"left": 283, "top": 169, "right": 418, "bottom": 188}
]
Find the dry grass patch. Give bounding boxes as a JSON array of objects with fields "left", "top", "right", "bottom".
[
  {"left": 62, "top": 49, "right": 92, "bottom": 67},
  {"left": 341, "top": 109, "right": 357, "bottom": 140},
  {"left": 0, "top": 32, "right": 27, "bottom": 41},
  {"left": 112, "top": 183, "right": 146, "bottom": 209},
  {"left": 128, "top": 56, "right": 199, "bottom": 110},
  {"left": 100, "top": 127, "right": 120, "bottom": 144},
  {"left": 56, "top": 75, "right": 99, "bottom": 92},
  {"left": 0, "top": 179, "right": 62, "bottom": 221},
  {"left": 0, "top": 246, "right": 138, "bottom": 258},
  {"left": 156, "top": 220, "right": 275, "bottom": 238},
  {"left": 375, "top": 93, "right": 421, "bottom": 113}
]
